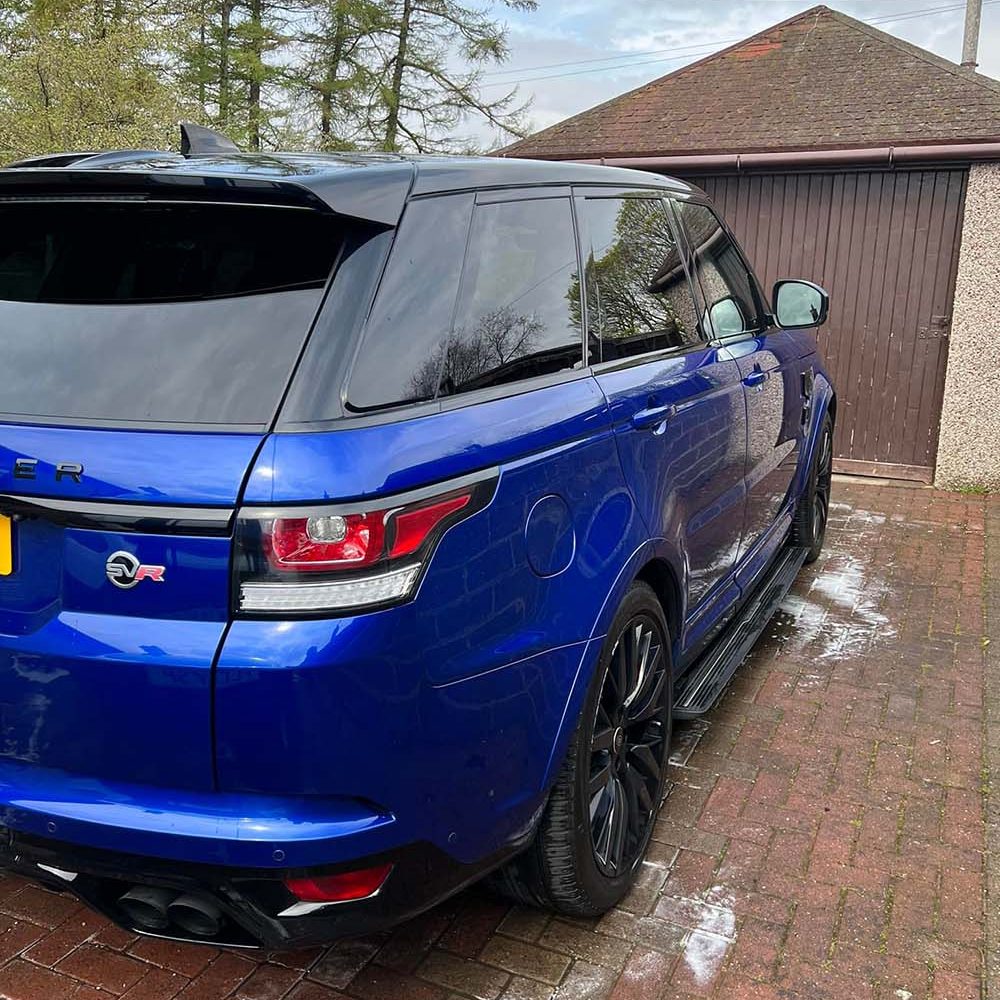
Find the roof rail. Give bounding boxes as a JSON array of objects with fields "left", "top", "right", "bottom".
[
  {"left": 3, "top": 152, "right": 100, "bottom": 168},
  {"left": 180, "top": 123, "right": 240, "bottom": 156},
  {"left": 71, "top": 150, "right": 175, "bottom": 167}
]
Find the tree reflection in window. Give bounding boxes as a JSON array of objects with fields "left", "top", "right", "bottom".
[
  {"left": 673, "top": 201, "right": 761, "bottom": 338},
  {"left": 576, "top": 198, "right": 699, "bottom": 364},
  {"left": 409, "top": 306, "right": 546, "bottom": 398},
  {"left": 410, "top": 198, "right": 583, "bottom": 399}
]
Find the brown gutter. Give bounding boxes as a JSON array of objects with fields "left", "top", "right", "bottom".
[{"left": 575, "top": 141, "right": 1000, "bottom": 172}]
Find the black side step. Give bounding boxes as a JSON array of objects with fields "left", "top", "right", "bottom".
[{"left": 672, "top": 546, "right": 808, "bottom": 718}]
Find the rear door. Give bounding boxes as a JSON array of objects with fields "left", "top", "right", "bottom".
[
  {"left": 576, "top": 190, "right": 748, "bottom": 657},
  {"left": 0, "top": 195, "right": 361, "bottom": 790}
]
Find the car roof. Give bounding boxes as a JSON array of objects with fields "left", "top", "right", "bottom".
[{"left": 0, "top": 150, "right": 691, "bottom": 226}]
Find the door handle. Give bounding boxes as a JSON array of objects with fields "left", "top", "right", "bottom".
[
  {"left": 631, "top": 403, "right": 676, "bottom": 431},
  {"left": 743, "top": 369, "right": 768, "bottom": 388}
]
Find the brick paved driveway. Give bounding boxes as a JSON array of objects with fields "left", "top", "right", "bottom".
[{"left": 0, "top": 481, "right": 994, "bottom": 1000}]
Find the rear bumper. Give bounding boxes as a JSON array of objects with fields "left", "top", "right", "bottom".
[
  {"left": 0, "top": 752, "right": 531, "bottom": 947},
  {"left": 1, "top": 827, "right": 506, "bottom": 948},
  {"left": 0, "top": 632, "right": 599, "bottom": 944},
  {"left": 0, "top": 757, "right": 399, "bottom": 869}
]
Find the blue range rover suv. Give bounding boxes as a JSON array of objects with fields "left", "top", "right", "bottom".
[{"left": 0, "top": 128, "right": 834, "bottom": 948}]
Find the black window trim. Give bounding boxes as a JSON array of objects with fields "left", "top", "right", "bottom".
[
  {"left": 0, "top": 411, "right": 276, "bottom": 434},
  {"left": 288, "top": 362, "right": 594, "bottom": 432},
  {"left": 276, "top": 226, "right": 395, "bottom": 429},
  {"left": 573, "top": 187, "right": 712, "bottom": 376},
  {"left": 475, "top": 186, "right": 572, "bottom": 205},
  {"left": 340, "top": 188, "right": 589, "bottom": 419}
]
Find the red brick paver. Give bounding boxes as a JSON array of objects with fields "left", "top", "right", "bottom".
[{"left": 0, "top": 482, "right": 992, "bottom": 999}]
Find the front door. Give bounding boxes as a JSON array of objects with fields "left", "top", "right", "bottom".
[
  {"left": 576, "top": 191, "right": 747, "bottom": 658},
  {"left": 728, "top": 331, "right": 809, "bottom": 562},
  {"left": 671, "top": 199, "right": 800, "bottom": 583}
]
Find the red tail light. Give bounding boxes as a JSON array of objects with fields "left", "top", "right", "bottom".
[
  {"left": 388, "top": 494, "right": 470, "bottom": 558},
  {"left": 284, "top": 862, "right": 393, "bottom": 903},
  {"left": 235, "top": 472, "right": 496, "bottom": 615},
  {"left": 265, "top": 512, "right": 386, "bottom": 572}
]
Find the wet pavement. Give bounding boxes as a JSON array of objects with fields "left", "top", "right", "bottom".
[{"left": 0, "top": 480, "right": 993, "bottom": 1000}]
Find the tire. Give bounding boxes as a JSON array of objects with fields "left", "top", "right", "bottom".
[
  {"left": 792, "top": 412, "right": 833, "bottom": 564},
  {"left": 490, "top": 581, "right": 673, "bottom": 915}
]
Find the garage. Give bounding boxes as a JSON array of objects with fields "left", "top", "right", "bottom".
[
  {"left": 503, "top": 5, "right": 1000, "bottom": 487},
  {"left": 685, "top": 167, "right": 966, "bottom": 481}
]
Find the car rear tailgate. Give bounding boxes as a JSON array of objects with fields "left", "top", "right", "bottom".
[
  {"left": 0, "top": 425, "right": 258, "bottom": 790},
  {"left": 0, "top": 190, "right": 369, "bottom": 793}
]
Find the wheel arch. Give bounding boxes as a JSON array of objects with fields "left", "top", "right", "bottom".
[
  {"left": 635, "top": 557, "right": 681, "bottom": 645},
  {"left": 542, "top": 546, "right": 684, "bottom": 791},
  {"left": 793, "top": 377, "right": 836, "bottom": 496}
]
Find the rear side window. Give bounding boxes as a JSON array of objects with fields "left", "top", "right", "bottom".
[
  {"left": 578, "top": 196, "right": 700, "bottom": 364},
  {"left": 348, "top": 195, "right": 582, "bottom": 410},
  {"left": 435, "top": 197, "right": 582, "bottom": 397},
  {"left": 0, "top": 202, "right": 347, "bottom": 426},
  {"left": 347, "top": 194, "right": 473, "bottom": 410},
  {"left": 672, "top": 201, "right": 763, "bottom": 339}
]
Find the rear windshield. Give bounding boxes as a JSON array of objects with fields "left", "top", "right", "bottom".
[{"left": 0, "top": 201, "right": 345, "bottom": 426}]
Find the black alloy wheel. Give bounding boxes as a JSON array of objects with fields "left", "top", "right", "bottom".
[
  {"left": 793, "top": 412, "right": 834, "bottom": 563},
  {"left": 589, "top": 613, "right": 669, "bottom": 877},
  {"left": 487, "top": 581, "right": 673, "bottom": 915},
  {"left": 812, "top": 420, "right": 833, "bottom": 547}
]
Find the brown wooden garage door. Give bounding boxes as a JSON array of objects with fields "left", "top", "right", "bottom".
[{"left": 678, "top": 168, "right": 967, "bottom": 482}]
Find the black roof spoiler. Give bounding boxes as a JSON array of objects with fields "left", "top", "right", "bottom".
[
  {"left": 3, "top": 151, "right": 101, "bottom": 168},
  {"left": 0, "top": 164, "right": 412, "bottom": 229},
  {"left": 5, "top": 124, "right": 239, "bottom": 168},
  {"left": 0, "top": 124, "right": 413, "bottom": 225}
]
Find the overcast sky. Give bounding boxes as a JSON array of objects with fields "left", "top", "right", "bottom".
[{"left": 472, "top": 0, "right": 1000, "bottom": 147}]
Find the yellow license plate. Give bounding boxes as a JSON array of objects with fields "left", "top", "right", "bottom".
[{"left": 0, "top": 515, "right": 11, "bottom": 576}]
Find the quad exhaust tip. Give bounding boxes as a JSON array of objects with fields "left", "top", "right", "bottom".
[
  {"left": 167, "top": 894, "right": 225, "bottom": 938},
  {"left": 117, "top": 886, "right": 175, "bottom": 932},
  {"left": 117, "top": 886, "right": 226, "bottom": 939}
]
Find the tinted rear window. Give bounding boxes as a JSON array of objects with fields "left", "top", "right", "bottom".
[{"left": 0, "top": 202, "right": 345, "bottom": 426}]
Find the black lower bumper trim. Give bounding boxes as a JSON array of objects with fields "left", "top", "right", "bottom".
[{"left": 0, "top": 829, "right": 514, "bottom": 949}]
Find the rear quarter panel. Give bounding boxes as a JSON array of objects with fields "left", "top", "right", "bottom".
[{"left": 215, "top": 378, "right": 650, "bottom": 860}]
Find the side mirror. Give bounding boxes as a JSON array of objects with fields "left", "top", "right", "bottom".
[{"left": 772, "top": 279, "right": 829, "bottom": 329}]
